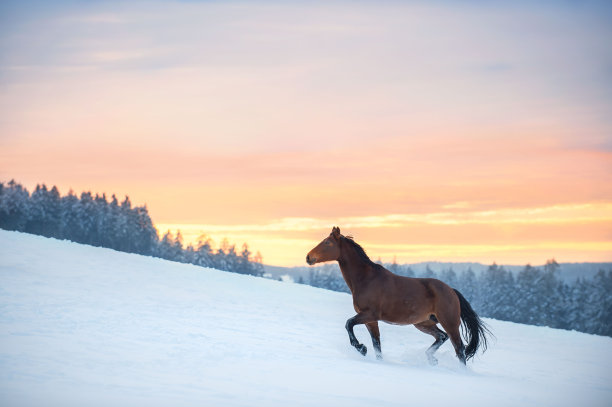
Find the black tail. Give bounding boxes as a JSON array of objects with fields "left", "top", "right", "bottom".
[{"left": 454, "top": 289, "right": 492, "bottom": 361}]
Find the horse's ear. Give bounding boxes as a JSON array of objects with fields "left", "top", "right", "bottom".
[{"left": 332, "top": 226, "right": 341, "bottom": 239}]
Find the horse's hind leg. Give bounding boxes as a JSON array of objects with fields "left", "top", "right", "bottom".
[
  {"left": 366, "top": 321, "right": 382, "bottom": 360},
  {"left": 437, "top": 313, "right": 466, "bottom": 365},
  {"left": 414, "top": 320, "right": 448, "bottom": 365},
  {"left": 446, "top": 327, "right": 466, "bottom": 365}
]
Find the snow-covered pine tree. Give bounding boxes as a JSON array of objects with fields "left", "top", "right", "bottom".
[
  {"left": 421, "top": 264, "right": 436, "bottom": 278},
  {"left": 454, "top": 267, "right": 480, "bottom": 311},
  {"left": 25, "top": 184, "right": 49, "bottom": 236},
  {"left": 194, "top": 237, "right": 215, "bottom": 268},
  {"left": 0, "top": 180, "right": 30, "bottom": 231},
  {"left": 132, "top": 205, "right": 157, "bottom": 255},
  {"left": 157, "top": 231, "right": 176, "bottom": 260},
  {"left": 440, "top": 267, "right": 458, "bottom": 289},
  {"left": 590, "top": 270, "right": 612, "bottom": 336},
  {"left": 515, "top": 264, "right": 543, "bottom": 326},
  {"left": 538, "top": 259, "right": 564, "bottom": 327}
]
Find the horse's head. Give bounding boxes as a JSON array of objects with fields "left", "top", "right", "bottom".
[{"left": 306, "top": 226, "right": 342, "bottom": 265}]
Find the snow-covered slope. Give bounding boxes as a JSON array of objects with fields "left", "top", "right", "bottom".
[{"left": 1, "top": 230, "right": 611, "bottom": 407}]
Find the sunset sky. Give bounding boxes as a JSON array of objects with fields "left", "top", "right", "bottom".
[{"left": 1, "top": 1, "right": 611, "bottom": 266}]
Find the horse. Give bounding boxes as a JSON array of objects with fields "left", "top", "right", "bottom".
[{"left": 306, "top": 227, "right": 490, "bottom": 365}]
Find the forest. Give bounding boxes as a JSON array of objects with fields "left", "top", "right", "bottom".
[
  {"left": 1, "top": 180, "right": 610, "bottom": 337},
  {"left": 0, "top": 180, "right": 263, "bottom": 276}
]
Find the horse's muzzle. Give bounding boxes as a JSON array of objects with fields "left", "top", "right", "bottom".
[{"left": 306, "top": 255, "right": 316, "bottom": 265}]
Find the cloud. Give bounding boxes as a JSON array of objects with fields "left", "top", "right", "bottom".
[
  {"left": 158, "top": 202, "right": 612, "bottom": 233},
  {"left": 59, "top": 13, "right": 129, "bottom": 24}
]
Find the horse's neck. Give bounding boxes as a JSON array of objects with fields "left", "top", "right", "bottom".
[{"left": 337, "top": 245, "right": 372, "bottom": 294}]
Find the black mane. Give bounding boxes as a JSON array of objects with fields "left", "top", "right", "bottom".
[{"left": 342, "top": 235, "right": 375, "bottom": 265}]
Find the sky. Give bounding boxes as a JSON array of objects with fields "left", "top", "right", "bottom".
[{"left": 1, "top": 0, "right": 611, "bottom": 266}]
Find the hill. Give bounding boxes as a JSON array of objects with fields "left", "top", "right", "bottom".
[{"left": 1, "top": 230, "right": 611, "bottom": 407}]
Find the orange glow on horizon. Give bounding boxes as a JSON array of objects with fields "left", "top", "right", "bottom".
[{"left": 156, "top": 202, "right": 612, "bottom": 267}]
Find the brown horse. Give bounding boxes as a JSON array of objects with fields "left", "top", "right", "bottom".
[{"left": 306, "top": 227, "right": 490, "bottom": 365}]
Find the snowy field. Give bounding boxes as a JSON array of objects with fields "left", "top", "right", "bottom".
[{"left": 1, "top": 230, "right": 611, "bottom": 407}]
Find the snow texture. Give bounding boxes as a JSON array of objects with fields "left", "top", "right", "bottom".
[{"left": 1, "top": 230, "right": 611, "bottom": 407}]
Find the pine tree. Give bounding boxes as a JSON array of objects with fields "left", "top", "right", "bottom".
[
  {"left": 92, "top": 193, "right": 109, "bottom": 247},
  {"left": 59, "top": 190, "right": 80, "bottom": 240},
  {"left": 493, "top": 266, "right": 516, "bottom": 321},
  {"left": 157, "top": 231, "right": 176, "bottom": 260},
  {"left": 400, "top": 266, "right": 415, "bottom": 278},
  {"left": 479, "top": 263, "right": 500, "bottom": 318},
  {"left": 194, "top": 237, "right": 214, "bottom": 268},
  {"left": 214, "top": 238, "right": 230, "bottom": 271},
  {"left": 456, "top": 268, "right": 478, "bottom": 308},
  {"left": 132, "top": 205, "right": 157, "bottom": 255},
  {"left": 46, "top": 186, "right": 62, "bottom": 238},
  {"left": 591, "top": 270, "right": 612, "bottom": 336},
  {"left": 539, "top": 259, "right": 563, "bottom": 327},
  {"left": 389, "top": 256, "right": 400, "bottom": 274},
  {"left": 252, "top": 251, "right": 265, "bottom": 276},
  {"left": 421, "top": 265, "right": 436, "bottom": 278},
  {"left": 224, "top": 243, "right": 238, "bottom": 272},
  {"left": 567, "top": 278, "right": 589, "bottom": 332},
  {"left": 515, "top": 264, "right": 542, "bottom": 325},
  {"left": 0, "top": 180, "right": 30, "bottom": 231},
  {"left": 183, "top": 244, "right": 196, "bottom": 264},
  {"left": 554, "top": 280, "right": 572, "bottom": 330},
  {"left": 440, "top": 267, "right": 458, "bottom": 288},
  {"left": 172, "top": 231, "right": 185, "bottom": 262},
  {"left": 25, "top": 184, "right": 48, "bottom": 236},
  {"left": 238, "top": 243, "right": 253, "bottom": 275},
  {"left": 78, "top": 192, "right": 98, "bottom": 245}
]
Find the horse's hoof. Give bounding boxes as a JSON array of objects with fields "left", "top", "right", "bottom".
[
  {"left": 356, "top": 344, "right": 367, "bottom": 356},
  {"left": 376, "top": 353, "right": 383, "bottom": 361},
  {"left": 427, "top": 356, "right": 438, "bottom": 366}
]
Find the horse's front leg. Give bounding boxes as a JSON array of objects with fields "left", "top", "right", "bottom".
[{"left": 345, "top": 312, "right": 376, "bottom": 356}]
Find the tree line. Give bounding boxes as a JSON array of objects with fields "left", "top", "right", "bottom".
[
  {"left": 0, "top": 180, "right": 263, "bottom": 276},
  {"left": 307, "top": 259, "right": 612, "bottom": 337}
]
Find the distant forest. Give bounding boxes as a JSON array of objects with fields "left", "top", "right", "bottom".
[
  {"left": 307, "top": 260, "right": 612, "bottom": 337},
  {"left": 1, "top": 180, "right": 610, "bottom": 337},
  {"left": 0, "top": 180, "right": 263, "bottom": 276}
]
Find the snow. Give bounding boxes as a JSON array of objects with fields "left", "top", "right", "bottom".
[{"left": 1, "top": 230, "right": 611, "bottom": 407}]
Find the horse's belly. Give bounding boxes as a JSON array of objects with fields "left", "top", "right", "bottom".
[
  {"left": 382, "top": 320, "right": 410, "bottom": 326},
  {"left": 380, "top": 300, "right": 431, "bottom": 325},
  {"left": 382, "top": 314, "right": 429, "bottom": 326}
]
